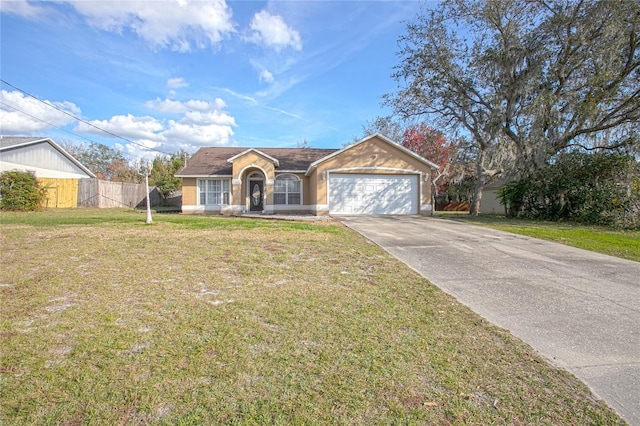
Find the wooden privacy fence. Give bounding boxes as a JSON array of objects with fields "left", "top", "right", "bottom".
[
  {"left": 40, "top": 178, "right": 79, "bottom": 208},
  {"left": 78, "top": 179, "right": 162, "bottom": 208},
  {"left": 38, "top": 178, "right": 162, "bottom": 208}
]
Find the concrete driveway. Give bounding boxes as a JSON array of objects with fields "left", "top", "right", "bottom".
[{"left": 340, "top": 215, "right": 640, "bottom": 425}]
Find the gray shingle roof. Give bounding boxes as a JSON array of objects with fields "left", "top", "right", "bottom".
[
  {"left": 0, "top": 136, "right": 49, "bottom": 149},
  {"left": 176, "top": 147, "right": 339, "bottom": 176}
]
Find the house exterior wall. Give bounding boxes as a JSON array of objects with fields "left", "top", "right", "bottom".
[
  {"left": 480, "top": 188, "right": 505, "bottom": 214},
  {"left": 311, "top": 136, "right": 434, "bottom": 215},
  {"left": 181, "top": 178, "right": 198, "bottom": 207},
  {"left": 0, "top": 142, "right": 92, "bottom": 179},
  {"left": 179, "top": 135, "right": 436, "bottom": 216}
]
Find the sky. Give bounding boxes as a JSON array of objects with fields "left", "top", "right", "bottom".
[{"left": 0, "top": 0, "right": 426, "bottom": 160}]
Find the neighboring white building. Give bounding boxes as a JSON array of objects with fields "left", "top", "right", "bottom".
[{"left": 0, "top": 137, "right": 95, "bottom": 179}]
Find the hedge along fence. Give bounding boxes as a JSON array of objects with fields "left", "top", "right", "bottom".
[{"left": 78, "top": 179, "right": 162, "bottom": 208}]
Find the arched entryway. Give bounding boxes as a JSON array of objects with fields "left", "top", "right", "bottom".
[{"left": 247, "top": 171, "right": 264, "bottom": 212}]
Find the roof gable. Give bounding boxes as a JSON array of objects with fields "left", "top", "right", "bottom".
[
  {"left": 306, "top": 133, "right": 440, "bottom": 175},
  {"left": 227, "top": 148, "right": 280, "bottom": 167},
  {"left": 0, "top": 136, "right": 96, "bottom": 178}
]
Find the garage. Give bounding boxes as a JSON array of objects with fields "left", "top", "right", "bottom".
[{"left": 329, "top": 174, "right": 418, "bottom": 215}]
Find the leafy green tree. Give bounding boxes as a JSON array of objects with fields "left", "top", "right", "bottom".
[
  {"left": 149, "top": 151, "right": 189, "bottom": 202},
  {"left": 0, "top": 171, "right": 47, "bottom": 211}
]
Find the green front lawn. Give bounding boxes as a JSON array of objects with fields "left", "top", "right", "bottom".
[
  {"left": 437, "top": 212, "right": 640, "bottom": 262},
  {"left": 0, "top": 209, "right": 624, "bottom": 424}
]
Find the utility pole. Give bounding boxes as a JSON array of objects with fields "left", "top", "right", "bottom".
[{"left": 136, "top": 158, "right": 153, "bottom": 224}]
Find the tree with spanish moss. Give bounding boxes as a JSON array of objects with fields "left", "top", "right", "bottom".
[{"left": 386, "top": 0, "right": 640, "bottom": 215}]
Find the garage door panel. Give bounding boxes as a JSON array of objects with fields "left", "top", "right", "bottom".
[{"left": 329, "top": 174, "right": 418, "bottom": 215}]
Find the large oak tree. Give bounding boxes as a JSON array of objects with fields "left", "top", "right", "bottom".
[{"left": 386, "top": 0, "right": 640, "bottom": 215}]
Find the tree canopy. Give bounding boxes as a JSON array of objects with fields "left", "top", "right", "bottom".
[
  {"left": 385, "top": 0, "right": 640, "bottom": 215},
  {"left": 62, "top": 141, "right": 140, "bottom": 182}
]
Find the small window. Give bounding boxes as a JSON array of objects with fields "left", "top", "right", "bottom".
[
  {"left": 274, "top": 174, "right": 301, "bottom": 205},
  {"left": 198, "top": 179, "right": 230, "bottom": 205}
]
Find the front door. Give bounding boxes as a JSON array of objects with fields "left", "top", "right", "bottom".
[{"left": 249, "top": 180, "right": 264, "bottom": 211}]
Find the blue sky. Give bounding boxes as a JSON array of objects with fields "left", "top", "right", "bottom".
[{"left": 1, "top": 0, "right": 425, "bottom": 159}]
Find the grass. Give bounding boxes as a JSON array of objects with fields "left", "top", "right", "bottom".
[
  {"left": 436, "top": 212, "right": 640, "bottom": 263},
  {"left": 0, "top": 208, "right": 625, "bottom": 425}
]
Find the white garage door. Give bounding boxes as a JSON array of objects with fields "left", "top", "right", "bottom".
[{"left": 329, "top": 174, "right": 418, "bottom": 215}]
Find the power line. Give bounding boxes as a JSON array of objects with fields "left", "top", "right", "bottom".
[
  {"left": 0, "top": 100, "right": 153, "bottom": 164},
  {"left": 1, "top": 101, "right": 101, "bottom": 146},
  {"left": 0, "top": 79, "right": 174, "bottom": 156}
]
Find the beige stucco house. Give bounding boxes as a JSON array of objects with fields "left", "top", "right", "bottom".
[{"left": 175, "top": 134, "right": 439, "bottom": 216}]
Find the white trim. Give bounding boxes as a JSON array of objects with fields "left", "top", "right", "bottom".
[
  {"left": 274, "top": 173, "right": 303, "bottom": 207},
  {"left": 232, "top": 179, "right": 241, "bottom": 185},
  {"left": 197, "top": 178, "right": 232, "bottom": 206},
  {"left": 266, "top": 179, "right": 274, "bottom": 185},
  {"left": 305, "top": 133, "right": 439, "bottom": 176},
  {"left": 272, "top": 205, "right": 311, "bottom": 211},
  {"left": 421, "top": 204, "right": 433, "bottom": 211},
  {"left": 182, "top": 204, "right": 241, "bottom": 214},
  {"left": 327, "top": 166, "right": 420, "bottom": 175},
  {"left": 182, "top": 205, "right": 207, "bottom": 213},
  {"left": 0, "top": 161, "right": 92, "bottom": 179},
  {"left": 237, "top": 164, "right": 269, "bottom": 181},
  {"left": 176, "top": 174, "right": 232, "bottom": 178},
  {"left": 227, "top": 148, "right": 280, "bottom": 167}
]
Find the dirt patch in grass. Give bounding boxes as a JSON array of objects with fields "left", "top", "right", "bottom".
[{"left": 0, "top": 210, "right": 625, "bottom": 424}]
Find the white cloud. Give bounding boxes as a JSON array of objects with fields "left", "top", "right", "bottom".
[
  {"left": 78, "top": 98, "right": 236, "bottom": 152},
  {"left": 167, "top": 77, "right": 188, "bottom": 90},
  {"left": 181, "top": 110, "right": 236, "bottom": 126},
  {"left": 163, "top": 120, "right": 234, "bottom": 147},
  {"left": 75, "top": 114, "right": 165, "bottom": 141},
  {"left": 0, "top": 0, "right": 45, "bottom": 19},
  {"left": 259, "top": 69, "right": 275, "bottom": 84},
  {"left": 220, "top": 88, "right": 258, "bottom": 105},
  {"left": 0, "top": 90, "right": 80, "bottom": 134},
  {"left": 13, "top": 0, "right": 236, "bottom": 52},
  {"left": 145, "top": 98, "right": 227, "bottom": 114},
  {"left": 0, "top": 89, "right": 235, "bottom": 152},
  {"left": 246, "top": 10, "right": 302, "bottom": 51}
]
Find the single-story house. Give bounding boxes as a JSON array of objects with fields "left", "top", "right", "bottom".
[
  {"left": 0, "top": 136, "right": 96, "bottom": 179},
  {"left": 175, "top": 133, "right": 439, "bottom": 216}
]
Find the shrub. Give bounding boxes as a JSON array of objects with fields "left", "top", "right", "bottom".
[
  {"left": 0, "top": 171, "right": 48, "bottom": 211},
  {"left": 498, "top": 152, "right": 639, "bottom": 229}
]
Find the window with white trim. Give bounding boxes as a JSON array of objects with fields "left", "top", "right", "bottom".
[
  {"left": 198, "top": 179, "right": 230, "bottom": 205},
  {"left": 274, "top": 174, "right": 301, "bottom": 205}
]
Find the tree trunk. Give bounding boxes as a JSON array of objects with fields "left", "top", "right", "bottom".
[
  {"left": 431, "top": 182, "right": 438, "bottom": 215},
  {"left": 469, "top": 150, "right": 486, "bottom": 216}
]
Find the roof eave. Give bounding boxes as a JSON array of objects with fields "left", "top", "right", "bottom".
[
  {"left": 2, "top": 137, "right": 96, "bottom": 178},
  {"left": 174, "top": 173, "right": 233, "bottom": 178},
  {"left": 226, "top": 148, "right": 280, "bottom": 167},
  {"left": 305, "top": 133, "right": 439, "bottom": 176}
]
